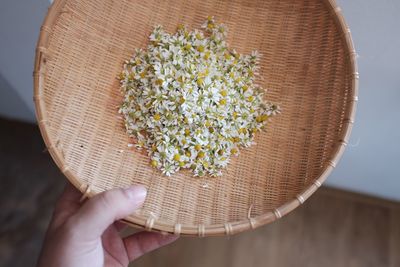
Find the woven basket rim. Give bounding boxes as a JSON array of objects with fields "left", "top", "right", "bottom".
[{"left": 34, "top": 0, "right": 358, "bottom": 236}]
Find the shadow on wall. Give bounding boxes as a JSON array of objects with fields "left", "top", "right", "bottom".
[
  {"left": 0, "top": 73, "right": 34, "bottom": 122},
  {"left": 0, "top": 0, "right": 50, "bottom": 123}
]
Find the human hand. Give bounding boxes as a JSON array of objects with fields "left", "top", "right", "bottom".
[{"left": 37, "top": 183, "right": 178, "bottom": 267}]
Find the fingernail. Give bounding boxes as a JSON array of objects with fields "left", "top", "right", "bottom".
[{"left": 124, "top": 185, "right": 147, "bottom": 203}]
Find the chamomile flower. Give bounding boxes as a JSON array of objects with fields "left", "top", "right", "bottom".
[{"left": 119, "top": 17, "right": 280, "bottom": 177}]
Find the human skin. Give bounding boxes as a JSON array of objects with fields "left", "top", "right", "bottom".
[{"left": 36, "top": 183, "right": 178, "bottom": 267}]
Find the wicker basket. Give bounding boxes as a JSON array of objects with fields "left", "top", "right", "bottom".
[{"left": 34, "top": 0, "right": 357, "bottom": 236}]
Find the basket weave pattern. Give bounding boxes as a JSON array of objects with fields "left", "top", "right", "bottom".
[{"left": 34, "top": 0, "right": 357, "bottom": 236}]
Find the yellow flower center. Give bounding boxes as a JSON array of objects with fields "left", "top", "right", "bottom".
[
  {"left": 151, "top": 160, "right": 158, "bottom": 167},
  {"left": 140, "top": 70, "right": 147, "bottom": 78},
  {"left": 185, "top": 129, "right": 190, "bottom": 136},
  {"left": 173, "top": 154, "right": 181, "bottom": 161},
  {"left": 154, "top": 114, "right": 161, "bottom": 121},
  {"left": 155, "top": 79, "right": 163, "bottom": 86}
]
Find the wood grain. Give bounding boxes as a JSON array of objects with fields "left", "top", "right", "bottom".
[{"left": 390, "top": 209, "right": 400, "bottom": 267}]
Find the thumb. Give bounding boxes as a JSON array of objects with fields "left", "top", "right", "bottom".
[{"left": 68, "top": 185, "right": 147, "bottom": 240}]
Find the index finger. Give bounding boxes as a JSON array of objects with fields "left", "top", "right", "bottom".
[
  {"left": 123, "top": 231, "right": 179, "bottom": 261},
  {"left": 51, "top": 182, "right": 82, "bottom": 228}
]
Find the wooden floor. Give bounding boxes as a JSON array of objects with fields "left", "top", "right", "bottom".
[
  {"left": 0, "top": 118, "right": 399, "bottom": 267},
  {"left": 132, "top": 188, "right": 400, "bottom": 267}
]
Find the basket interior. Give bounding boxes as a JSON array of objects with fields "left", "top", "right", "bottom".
[{"left": 37, "top": 0, "right": 354, "bottom": 234}]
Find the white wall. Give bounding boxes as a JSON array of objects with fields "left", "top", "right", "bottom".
[
  {"left": 0, "top": 0, "right": 50, "bottom": 122},
  {"left": 0, "top": 0, "right": 399, "bottom": 200},
  {"left": 327, "top": 0, "right": 400, "bottom": 201},
  {"left": 0, "top": 73, "right": 33, "bottom": 121}
]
